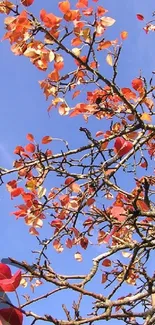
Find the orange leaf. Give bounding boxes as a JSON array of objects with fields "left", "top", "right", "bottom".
[
  {"left": 132, "top": 78, "right": 143, "bottom": 91},
  {"left": 40, "top": 9, "right": 62, "bottom": 28},
  {"left": 25, "top": 143, "right": 35, "bottom": 153},
  {"left": 121, "top": 88, "right": 137, "bottom": 100},
  {"left": 14, "top": 146, "right": 25, "bottom": 155},
  {"left": 97, "top": 40, "right": 111, "bottom": 50},
  {"left": 120, "top": 31, "right": 128, "bottom": 40},
  {"left": 29, "top": 227, "right": 39, "bottom": 235},
  {"left": 71, "top": 37, "right": 82, "bottom": 46},
  {"left": 41, "top": 136, "right": 53, "bottom": 144},
  {"left": 58, "top": 1, "right": 70, "bottom": 14},
  {"left": 26, "top": 133, "right": 34, "bottom": 142},
  {"left": 21, "top": 0, "right": 34, "bottom": 6},
  {"left": 102, "top": 259, "right": 111, "bottom": 267},
  {"left": 72, "top": 90, "right": 80, "bottom": 99},
  {"left": 65, "top": 177, "right": 75, "bottom": 185},
  {"left": 101, "top": 273, "right": 107, "bottom": 283},
  {"left": 141, "top": 113, "right": 152, "bottom": 122},
  {"left": 76, "top": 0, "right": 88, "bottom": 8},
  {"left": 54, "top": 61, "right": 64, "bottom": 70},
  {"left": 97, "top": 6, "right": 107, "bottom": 16}
]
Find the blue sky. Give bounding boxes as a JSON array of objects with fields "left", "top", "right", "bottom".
[{"left": 0, "top": 0, "right": 155, "bottom": 324}]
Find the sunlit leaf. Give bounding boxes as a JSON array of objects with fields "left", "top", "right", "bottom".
[
  {"left": 25, "top": 143, "right": 35, "bottom": 153},
  {"left": 41, "top": 136, "right": 53, "bottom": 144},
  {"left": 100, "top": 16, "right": 116, "bottom": 27},
  {"left": 106, "top": 53, "right": 113, "bottom": 66},
  {"left": 141, "top": 113, "right": 152, "bottom": 122},
  {"left": 26, "top": 133, "right": 34, "bottom": 142},
  {"left": 120, "top": 31, "right": 128, "bottom": 40},
  {"left": 74, "top": 252, "right": 82, "bottom": 262}
]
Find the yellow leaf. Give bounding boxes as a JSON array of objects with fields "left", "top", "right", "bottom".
[
  {"left": 141, "top": 113, "right": 152, "bottom": 122},
  {"left": 120, "top": 31, "right": 128, "bottom": 40},
  {"left": 106, "top": 53, "right": 113, "bottom": 66},
  {"left": 37, "top": 186, "right": 46, "bottom": 198}
]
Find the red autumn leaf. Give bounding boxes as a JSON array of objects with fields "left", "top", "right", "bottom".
[
  {"left": 25, "top": 143, "right": 35, "bottom": 153},
  {"left": 22, "top": 192, "right": 35, "bottom": 202},
  {"left": 45, "top": 149, "right": 52, "bottom": 156},
  {"left": 132, "top": 78, "right": 143, "bottom": 91},
  {"left": 86, "top": 198, "right": 95, "bottom": 206},
  {"left": 121, "top": 88, "right": 137, "bottom": 100},
  {"left": 6, "top": 180, "right": 17, "bottom": 192},
  {"left": 59, "top": 194, "right": 70, "bottom": 206},
  {"left": 65, "top": 177, "right": 75, "bottom": 185},
  {"left": 41, "top": 136, "right": 52, "bottom": 144},
  {"left": 0, "top": 308, "right": 23, "bottom": 325},
  {"left": 120, "top": 31, "right": 128, "bottom": 40},
  {"left": 40, "top": 9, "right": 62, "bottom": 28},
  {"left": 66, "top": 238, "right": 73, "bottom": 248},
  {"left": 101, "top": 273, "right": 107, "bottom": 283},
  {"left": 136, "top": 200, "right": 150, "bottom": 212},
  {"left": 136, "top": 14, "right": 144, "bottom": 21},
  {"left": 76, "top": 0, "right": 88, "bottom": 8},
  {"left": 102, "top": 259, "right": 111, "bottom": 267},
  {"left": 96, "top": 131, "right": 104, "bottom": 137},
  {"left": 11, "top": 188, "right": 23, "bottom": 199},
  {"left": 54, "top": 61, "right": 64, "bottom": 70},
  {"left": 80, "top": 237, "right": 88, "bottom": 249},
  {"left": 21, "top": 0, "right": 34, "bottom": 6},
  {"left": 0, "top": 265, "right": 21, "bottom": 292},
  {"left": 0, "top": 264, "right": 11, "bottom": 280},
  {"left": 26, "top": 133, "right": 34, "bottom": 142},
  {"left": 50, "top": 219, "right": 63, "bottom": 228},
  {"left": 14, "top": 146, "right": 25, "bottom": 155},
  {"left": 111, "top": 206, "right": 126, "bottom": 222},
  {"left": 114, "top": 137, "right": 133, "bottom": 157},
  {"left": 140, "top": 160, "right": 148, "bottom": 168},
  {"left": 82, "top": 7, "right": 93, "bottom": 16}
]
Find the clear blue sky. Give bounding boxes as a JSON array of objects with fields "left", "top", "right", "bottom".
[{"left": 0, "top": 0, "right": 155, "bottom": 324}]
